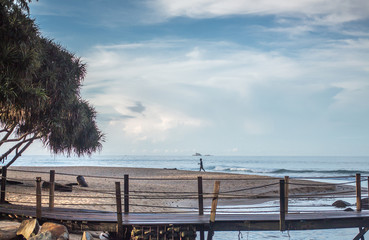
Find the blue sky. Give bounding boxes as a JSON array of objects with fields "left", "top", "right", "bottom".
[{"left": 27, "top": 0, "right": 369, "bottom": 156}]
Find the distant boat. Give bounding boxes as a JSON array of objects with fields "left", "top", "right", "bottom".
[{"left": 193, "top": 153, "right": 202, "bottom": 156}]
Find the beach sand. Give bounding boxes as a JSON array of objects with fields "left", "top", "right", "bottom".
[
  {"left": 2, "top": 166, "right": 351, "bottom": 213},
  {"left": 0, "top": 166, "right": 354, "bottom": 238}
]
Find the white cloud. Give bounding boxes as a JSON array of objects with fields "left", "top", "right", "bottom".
[
  {"left": 151, "top": 0, "right": 369, "bottom": 24},
  {"left": 82, "top": 37, "right": 369, "bottom": 153}
]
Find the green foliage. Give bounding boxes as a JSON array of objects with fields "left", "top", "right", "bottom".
[{"left": 0, "top": 0, "right": 104, "bottom": 163}]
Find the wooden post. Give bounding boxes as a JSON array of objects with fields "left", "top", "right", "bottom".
[
  {"left": 49, "top": 170, "right": 55, "bottom": 209},
  {"left": 115, "top": 182, "right": 123, "bottom": 239},
  {"left": 356, "top": 173, "right": 362, "bottom": 212},
  {"left": 198, "top": 176, "right": 205, "bottom": 240},
  {"left": 1, "top": 167, "right": 7, "bottom": 203},
  {"left": 284, "top": 176, "right": 289, "bottom": 214},
  {"left": 36, "top": 177, "right": 42, "bottom": 220},
  {"left": 207, "top": 180, "right": 220, "bottom": 240},
  {"left": 198, "top": 176, "right": 204, "bottom": 215},
  {"left": 279, "top": 179, "right": 286, "bottom": 231},
  {"left": 367, "top": 177, "right": 369, "bottom": 200},
  {"left": 124, "top": 174, "right": 129, "bottom": 214}
]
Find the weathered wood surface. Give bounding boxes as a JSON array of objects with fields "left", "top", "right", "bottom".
[{"left": 2, "top": 204, "right": 369, "bottom": 232}]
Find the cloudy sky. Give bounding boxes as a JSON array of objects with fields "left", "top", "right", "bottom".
[{"left": 27, "top": 0, "right": 369, "bottom": 156}]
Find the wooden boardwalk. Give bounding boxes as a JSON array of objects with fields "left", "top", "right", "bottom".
[{"left": 2, "top": 203, "right": 369, "bottom": 232}]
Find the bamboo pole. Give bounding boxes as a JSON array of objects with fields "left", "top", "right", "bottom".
[
  {"left": 36, "top": 177, "right": 42, "bottom": 220},
  {"left": 115, "top": 182, "right": 124, "bottom": 239},
  {"left": 1, "top": 167, "right": 7, "bottom": 203},
  {"left": 49, "top": 170, "right": 55, "bottom": 209},
  {"left": 356, "top": 173, "right": 362, "bottom": 212},
  {"left": 280, "top": 179, "right": 286, "bottom": 231},
  {"left": 207, "top": 180, "right": 220, "bottom": 240}
]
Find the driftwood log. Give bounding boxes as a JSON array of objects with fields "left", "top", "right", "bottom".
[
  {"left": 16, "top": 219, "right": 40, "bottom": 239},
  {"left": 42, "top": 181, "right": 72, "bottom": 192}
]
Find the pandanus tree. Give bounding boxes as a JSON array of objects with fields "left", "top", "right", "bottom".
[{"left": 1, "top": 0, "right": 104, "bottom": 167}]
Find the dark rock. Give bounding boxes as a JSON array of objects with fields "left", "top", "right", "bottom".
[
  {"left": 332, "top": 200, "right": 351, "bottom": 208},
  {"left": 77, "top": 175, "right": 88, "bottom": 187},
  {"left": 42, "top": 181, "right": 72, "bottom": 192},
  {"left": 6, "top": 180, "right": 23, "bottom": 185},
  {"left": 344, "top": 207, "right": 354, "bottom": 211}
]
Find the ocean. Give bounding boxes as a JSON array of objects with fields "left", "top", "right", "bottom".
[{"left": 5, "top": 155, "right": 369, "bottom": 239}]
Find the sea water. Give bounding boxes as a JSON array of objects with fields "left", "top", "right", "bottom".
[{"left": 5, "top": 155, "right": 369, "bottom": 239}]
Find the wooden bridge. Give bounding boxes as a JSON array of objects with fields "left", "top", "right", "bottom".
[{"left": 1, "top": 167, "right": 369, "bottom": 239}]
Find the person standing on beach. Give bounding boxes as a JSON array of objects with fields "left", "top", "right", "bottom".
[{"left": 199, "top": 158, "right": 205, "bottom": 172}]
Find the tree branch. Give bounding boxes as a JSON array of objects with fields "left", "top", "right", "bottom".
[
  {"left": 6, "top": 139, "right": 35, "bottom": 168},
  {"left": 0, "top": 125, "right": 16, "bottom": 146},
  {"left": 0, "top": 136, "right": 40, "bottom": 163}
]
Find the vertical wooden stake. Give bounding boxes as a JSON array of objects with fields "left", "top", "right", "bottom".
[
  {"left": 36, "top": 177, "right": 42, "bottom": 220},
  {"left": 207, "top": 180, "right": 220, "bottom": 240},
  {"left": 367, "top": 177, "right": 369, "bottom": 200},
  {"left": 124, "top": 174, "right": 129, "bottom": 214},
  {"left": 284, "top": 176, "right": 289, "bottom": 214},
  {"left": 198, "top": 176, "right": 205, "bottom": 240},
  {"left": 115, "top": 182, "right": 124, "bottom": 239},
  {"left": 198, "top": 176, "right": 204, "bottom": 215},
  {"left": 1, "top": 167, "right": 7, "bottom": 203},
  {"left": 356, "top": 173, "right": 362, "bottom": 212},
  {"left": 279, "top": 179, "right": 286, "bottom": 231},
  {"left": 49, "top": 170, "right": 55, "bottom": 209}
]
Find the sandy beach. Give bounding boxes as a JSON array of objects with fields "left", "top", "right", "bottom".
[{"left": 2, "top": 166, "right": 352, "bottom": 213}]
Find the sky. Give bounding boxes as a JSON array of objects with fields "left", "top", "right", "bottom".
[{"left": 26, "top": 0, "right": 369, "bottom": 156}]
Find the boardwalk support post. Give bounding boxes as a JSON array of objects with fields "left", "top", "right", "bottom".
[
  {"left": 284, "top": 176, "right": 289, "bottom": 214},
  {"left": 356, "top": 173, "right": 362, "bottom": 212},
  {"left": 36, "top": 177, "right": 42, "bottom": 220},
  {"left": 124, "top": 174, "right": 129, "bottom": 214},
  {"left": 207, "top": 180, "right": 220, "bottom": 240},
  {"left": 1, "top": 167, "right": 7, "bottom": 203},
  {"left": 198, "top": 176, "right": 205, "bottom": 240},
  {"left": 49, "top": 170, "right": 55, "bottom": 209},
  {"left": 353, "top": 227, "right": 368, "bottom": 240},
  {"left": 115, "top": 182, "right": 124, "bottom": 239},
  {"left": 280, "top": 179, "right": 286, "bottom": 231}
]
